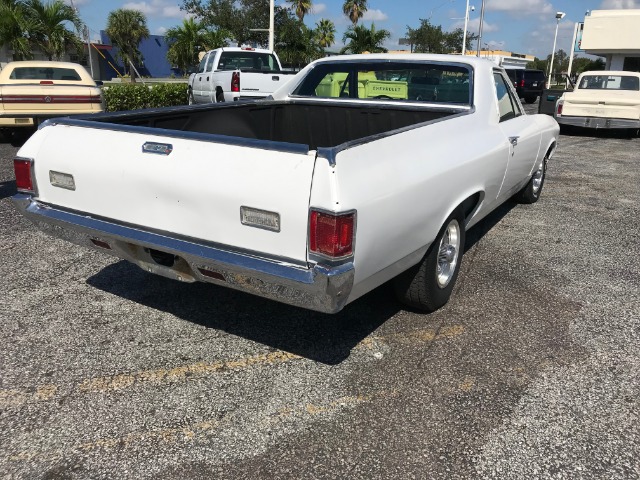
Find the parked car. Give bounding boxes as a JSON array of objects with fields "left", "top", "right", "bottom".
[
  {"left": 0, "top": 61, "right": 103, "bottom": 143},
  {"left": 187, "top": 47, "right": 295, "bottom": 104},
  {"left": 505, "top": 68, "right": 546, "bottom": 104},
  {"left": 13, "top": 54, "right": 559, "bottom": 314},
  {"left": 555, "top": 70, "right": 640, "bottom": 136}
]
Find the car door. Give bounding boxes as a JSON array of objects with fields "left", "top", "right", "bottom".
[
  {"left": 202, "top": 52, "right": 216, "bottom": 103},
  {"left": 193, "top": 53, "right": 210, "bottom": 104},
  {"left": 493, "top": 71, "right": 542, "bottom": 199}
]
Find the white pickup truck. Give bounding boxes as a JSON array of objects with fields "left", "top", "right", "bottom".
[
  {"left": 187, "top": 47, "right": 295, "bottom": 104},
  {"left": 13, "top": 54, "right": 559, "bottom": 314},
  {"left": 555, "top": 70, "right": 640, "bottom": 134}
]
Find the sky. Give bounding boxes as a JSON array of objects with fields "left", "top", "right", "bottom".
[{"left": 67, "top": 0, "right": 640, "bottom": 59}]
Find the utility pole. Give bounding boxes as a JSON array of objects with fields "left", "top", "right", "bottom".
[{"left": 476, "top": 0, "right": 485, "bottom": 57}]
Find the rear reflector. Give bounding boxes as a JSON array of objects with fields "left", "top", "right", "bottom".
[
  {"left": 14, "top": 158, "right": 34, "bottom": 193},
  {"left": 231, "top": 71, "right": 240, "bottom": 92},
  {"left": 40, "top": 80, "right": 54, "bottom": 85},
  {"left": 309, "top": 210, "right": 355, "bottom": 258}
]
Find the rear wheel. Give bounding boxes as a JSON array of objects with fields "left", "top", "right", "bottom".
[
  {"left": 394, "top": 210, "right": 466, "bottom": 312},
  {"left": 216, "top": 89, "right": 225, "bottom": 103}
]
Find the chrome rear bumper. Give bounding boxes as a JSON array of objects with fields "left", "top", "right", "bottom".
[
  {"left": 12, "top": 195, "right": 354, "bottom": 313},
  {"left": 556, "top": 115, "right": 640, "bottom": 129}
]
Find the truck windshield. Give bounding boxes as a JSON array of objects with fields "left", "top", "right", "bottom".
[
  {"left": 579, "top": 75, "right": 639, "bottom": 91},
  {"left": 218, "top": 52, "right": 280, "bottom": 72},
  {"left": 293, "top": 61, "right": 472, "bottom": 105}
]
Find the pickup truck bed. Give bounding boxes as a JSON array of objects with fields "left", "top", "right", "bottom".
[{"left": 77, "top": 101, "right": 455, "bottom": 150}]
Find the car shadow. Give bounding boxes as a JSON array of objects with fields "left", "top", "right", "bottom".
[
  {"left": 0, "top": 180, "right": 16, "bottom": 200},
  {"left": 86, "top": 203, "right": 516, "bottom": 365},
  {"left": 87, "top": 261, "right": 400, "bottom": 365},
  {"left": 464, "top": 200, "right": 518, "bottom": 252}
]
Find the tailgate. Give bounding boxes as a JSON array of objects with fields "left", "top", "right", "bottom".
[
  {"left": 240, "top": 72, "right": 292, "bottom": 95},
  {"left": 0, "top": 84, "right": 102, "bottom": 113},
  {"left": 28, "top": 124, "right": 316, "bottom": 263},
  {"left": 564, "top": 91, "right": 640, "bottom": 120}
]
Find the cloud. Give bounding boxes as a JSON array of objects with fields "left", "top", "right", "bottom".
[
  {"left": 155, "top": 26, "right": 167, "bottom": 35},
  {"left": 122, "top": 0, "right": 187, "bottom": 19},
  {"left": 452, "top": 17, "right": 499, "bottom": 34},
  {"left": 486, "top": 0, "right": 553, "bottom": 15},
  {"left": 310, "top": 3, "right": 327, "bottom": 15},
  {"left": 63, "top": 0, "right": 89, "bottom": 5},
  {"left": 522, "top": 20, "right": 576, "bottom": 58},
  {"left": 362, "top": 9, "right": 388, "bottom": 21},
  {"left": 599, "top": 0, "right": 640, "bottom": 7}
]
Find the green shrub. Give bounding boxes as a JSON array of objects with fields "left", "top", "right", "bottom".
[{"left": 103, "top": 83, "right": 189, "bottom": 112}]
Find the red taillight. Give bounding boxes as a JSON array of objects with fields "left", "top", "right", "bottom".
[
  {"left": 519, "top": 79, "right": 525, "bottom": 87},
  {"left": 557, "top": 103, "right": 563, "bottom": 115},
  {"left": 14, "top": 158, "right": 34, "bottom": 192},
  {"left": 231, "top": 71, "right": 240, "bottom": 92},
  {"left": 40, "top": 80, "right": 54, "bottom": 85},
  {"left": 309, "top": 210, "right": 355, "bottom": 258}
]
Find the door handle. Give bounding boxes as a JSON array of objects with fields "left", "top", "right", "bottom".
[
  {"left": 207, "top": 77, "right": 209, "bottom": 81},
  {"left": 509, "top": 136, "right": 519, "bottom": 146}
]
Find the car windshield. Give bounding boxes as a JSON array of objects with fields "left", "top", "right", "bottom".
[
  {"left": 293, "top": 61, "right": 472, "bottom": 105},
  {"left": 579, "top": 75, "right": 639, "bottom": 91},
  {"left": 9, "top": 67, "right": 82, "bottom": 81}
]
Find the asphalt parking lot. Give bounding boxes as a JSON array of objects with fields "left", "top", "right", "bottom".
[{"left": 1, "top": 104, "right": 638, "bottom": 479}]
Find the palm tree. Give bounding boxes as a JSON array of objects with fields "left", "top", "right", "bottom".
[
  {"left": 341, "top": 23, "right": 389, "bottom": 54},
  {"left": 105, "top": 8, "right": 150, "bottom": 81},
  {"left": 0, "top": 0, "right": 35, "bottom": 60},
  {"left": 201, "top": 28, "right": 230, "bottom": 50},
  {"left": 314, "top": 18, "right": 335, "bottom": 48},
  {"left": 342, "top": 0, "right": 368, "bottom": 25},
  {"left": 24, "top": 0, "right": 82, "bottom": 61},
  {"left": 286, "top": 0, "right": 312, "bottom": 22}
]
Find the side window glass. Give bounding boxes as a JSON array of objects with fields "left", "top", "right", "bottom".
[
  {"left": 494, "top": 72, "right": 517, "bottom": 122},
  {"left": 205, "top": 53, "right": 215, "bottom": 73},
  {"left": 197, "top": 54, "right": 208, "bottom": 74},
  {"left": 314, "top": 72, "right": 350, "bottom": 98}
]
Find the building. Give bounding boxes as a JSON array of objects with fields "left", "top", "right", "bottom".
[
  {"left": 98, "top": 32, "right": 180, "bottom": 80},
  {"left": 581, "top": 9, "right": 640, "bottom": 71}
]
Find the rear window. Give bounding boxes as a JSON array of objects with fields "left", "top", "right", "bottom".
[
  {"left": 579, "top": 74, "right": 639, "bottom": 91},
  {"left": 9, "top": 67, "right": 82, "bottom": 81},
  {"left": 218, "top": 52, "right": 280, "bottom": 72},
  {"left": 526, "top": 70, "right": 545, "bottom": 81},
  {"left": 293, "top": 61, "right": 472, "bottom": 105}
]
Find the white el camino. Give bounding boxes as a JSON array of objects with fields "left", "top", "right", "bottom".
[
  {"left": 555, "top": 70, "right": 640, "bottom": 134},
  {"left": 12, "top": 54, "right": 559, "bottom": 314}
]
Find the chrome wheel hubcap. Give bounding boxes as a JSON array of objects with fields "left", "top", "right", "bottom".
[
  {"left": 532, "top": 163, "right": 545, "bottom": 194},
  {"left": 436, "top": 220, "right": 461, "bottom": 288}
]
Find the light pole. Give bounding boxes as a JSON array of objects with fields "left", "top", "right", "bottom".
[
  {"left": 475, "top": 0, "right": 486, "bottom": 57},
  {"left": 462, "top": 1, "right": 475, "bottom": 55},
  {"left": 547, "top": 11, "right": 566, "bottom": 88}
]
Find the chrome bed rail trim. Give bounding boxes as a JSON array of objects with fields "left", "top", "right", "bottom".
[
  {"left": 39, "top": 116, "right": 310, "bottom": 156},
  {"left": 13, "top": 194, "right": 354, "bottom": 314}
]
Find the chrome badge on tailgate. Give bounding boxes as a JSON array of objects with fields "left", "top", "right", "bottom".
[{"left": 142, "top": 142, "right": 173, "bottom": 155}]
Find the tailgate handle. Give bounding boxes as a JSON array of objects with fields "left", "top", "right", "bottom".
[{"left": 272, "top": 76, "right": 280, "bottom": 81}]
